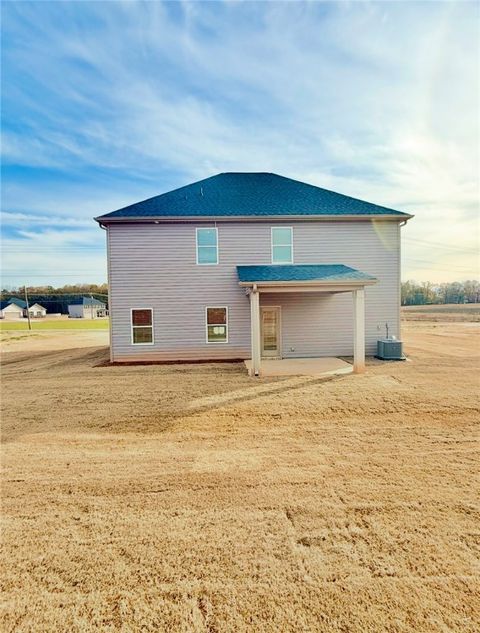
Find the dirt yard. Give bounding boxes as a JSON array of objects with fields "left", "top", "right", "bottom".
[{"left": 1, "top": 319, "right": 479, "bottom": 632}]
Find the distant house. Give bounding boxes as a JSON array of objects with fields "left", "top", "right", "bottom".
[
  {"left": 0, "top": 298, "right": 27, "bottom": 319},
  {"left": 68, "top": 297, "right": 107, "bottom": 319},
  {"left": 28, "top": 303, "right": 47, "bottom": 318}
]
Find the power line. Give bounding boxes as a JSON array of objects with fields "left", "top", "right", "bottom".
[
  {"left": 3, "top": 243, "right": 105, "bottom": 251},
  {"left": 404, "top": 237, "right": 479, "bottom": 254},
  {"left": 1, "top": 274, "right": 106, "bottom": 278},
  {"left": 405, "top": 255, "right": 476, "bottom": 266},
  {"left": 403, "top": 259, "right": 478, "bottom": 273},
  {"left": 405, "top": 236, "right": 479, "bottom": 248},
  {"left": 403, "top": 263, "right": 479, "bottom": 275}
]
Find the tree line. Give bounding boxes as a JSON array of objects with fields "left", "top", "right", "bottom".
[
  {"left": 401, "top": 280, "right": 480, "bottom": 305},
  {"left": 1, "top": 283, "right": 108, "bottom": 296},
  {"left": 2, "top": 281, "right": 479, "bottom": 308}
]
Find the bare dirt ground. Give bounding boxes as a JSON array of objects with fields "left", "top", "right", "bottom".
[{"left": 1, "top": 319, "right": 479, "bottom": 632}]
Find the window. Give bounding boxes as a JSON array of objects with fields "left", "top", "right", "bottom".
[
  {"left": 131, "top": 308, "right": 154, "bottom": 345},
  {"left": 196, "top": 227, "right": 218, "bottom": 265},
  {"left": 271, "top": 227, "right": 293, "bottom": 264},
  {"left": 206, "top": 307, "right": 228, "bottom": 343}
]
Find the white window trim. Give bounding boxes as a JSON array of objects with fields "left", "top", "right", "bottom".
[
  {"left": 196, "top": 227, "right": 218, "bottom": 265},
  {"left": 205, "top": 306, "right": 228, "bottom": 344},
  {"left": 130, "top": 308, "right": 154, "bottom": 345},
  {"left": 271, "top": 226, "right": 294, "bottom": 264}
]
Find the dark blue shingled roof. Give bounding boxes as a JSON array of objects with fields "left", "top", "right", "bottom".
[
  {"left": 96, "top": 173, "right": 409, "bottom": 220},
  {"left": 0, "top": 297, "right": 27, "bottom": 309},
  {"left": 236, "top": 264, "right": 376, "bottom": 284},
  {"left": 69, "top": 296, "right": 106, "bottom": 306}
]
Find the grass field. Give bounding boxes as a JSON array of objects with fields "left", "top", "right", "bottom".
[
  {"left": 402, "top": 303, "right": 480, "bottom": 321},
  {"left": 1, "top": 320, "right": 479, "bottom": 632},
  {"left": 404, "top": 304, "right": 480, "bottom": 313},
  {"left": 0, "top": 318, "right": 109, "bottom": 331}
]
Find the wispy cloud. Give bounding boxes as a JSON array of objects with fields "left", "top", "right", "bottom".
[{"left": 1, "top": 0, "right": 478, "bottom": 285}]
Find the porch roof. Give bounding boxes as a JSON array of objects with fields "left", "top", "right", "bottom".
[{"left": 237, "top": 264, "right": 376, "bottom": 287}]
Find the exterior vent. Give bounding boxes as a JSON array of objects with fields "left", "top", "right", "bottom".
[{"left": 376, "top": 339, "right": 405, "bottom": 360}]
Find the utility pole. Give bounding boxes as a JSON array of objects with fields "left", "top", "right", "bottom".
[
  {"left": 90, "top": 294, "right": 94, "bottom": 319},
  {"left": 24, "top": 284, "right": 32, "bottom": 331}
]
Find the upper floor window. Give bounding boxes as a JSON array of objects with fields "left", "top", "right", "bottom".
[
  {"left": 196, "top": 227, "right": 218, "bottom": 265},
  {"left": 271, "top": 227, "right": 293, "bottom": 264}
]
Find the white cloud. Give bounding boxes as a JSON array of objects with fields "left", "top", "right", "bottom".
[
  {"left": 1, "top": 229, "right": 107, "bottom": 288},
  {"left": 1, "top": 0, "right": 479, "bottom": 284}
]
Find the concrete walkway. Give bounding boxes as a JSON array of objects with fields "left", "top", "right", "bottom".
[{"left": 244, "top": 357, "right": 352, "bottom": 377}]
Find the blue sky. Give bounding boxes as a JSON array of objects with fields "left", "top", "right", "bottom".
[{"left": 1, "top": 0, "right": 479, "bottom": 287}]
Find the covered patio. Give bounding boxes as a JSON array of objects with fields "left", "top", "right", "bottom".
[
  {"left": 237, "top": 264, "right": 377, "bottom": 377},
  {"left": 244, "top": 356, "right": 353, "bottom": 377}
]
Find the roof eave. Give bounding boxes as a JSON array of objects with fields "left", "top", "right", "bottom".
[
  {"left": 238, "top": 278, "right": 377, "bottom": 288},
  {"left": 95, "top": 213, "right": 413, "bottom": 225}
]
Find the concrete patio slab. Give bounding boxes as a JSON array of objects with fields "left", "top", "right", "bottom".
[{"left": 244, "top": 357, "right": 353, "bottom": 377}]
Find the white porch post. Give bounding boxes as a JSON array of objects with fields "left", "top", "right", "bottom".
[
  {"left": 353, "top": 288, "right": 365, "bottom": 373},
  {"left": 250, "top": 287, "right": 261, "bottom": 376}
]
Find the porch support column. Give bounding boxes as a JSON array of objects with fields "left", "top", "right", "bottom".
[
  {"left": 353, "top": 288, "right": 365, "bottom": 373},
  {"left": 250, "top": 286, "right": 261, "bottom": 376}
]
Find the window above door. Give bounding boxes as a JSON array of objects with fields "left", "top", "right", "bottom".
[
  {"left": 271, "top": 227, "right": 293, "bottom": 264},
  {"left": 196, "top": 227, "right": 218, "bottom": 265}
]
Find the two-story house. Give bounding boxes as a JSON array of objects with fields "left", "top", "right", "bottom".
[{"left": 95, "top": 173, "right": 412, "bottom": 375}]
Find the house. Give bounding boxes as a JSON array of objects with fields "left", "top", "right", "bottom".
[
  {"left": 0, "top": 298, "right": 27, "bottom": 319},
  {"left": 0, "top": 298, "right": 47, "bottom": 319},
  {"left": 95, "top": 172, "right": 413, "bottom": 374},
  {"left": 28, "top": 303, "right": 47, "bottom": 318},
  {"left": 68, "top": 297, "right": 107, "bottom": 319}
]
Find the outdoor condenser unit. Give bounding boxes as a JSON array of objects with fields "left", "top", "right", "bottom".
[
  {"left": 376, "top": 323, "right": 406, "bottom": 360},
  {"left": 376, "top": 339, "right": 405, "bottom": 360}
]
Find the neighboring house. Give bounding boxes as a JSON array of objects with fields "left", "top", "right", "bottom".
[
  {"left": 0, "top": 298, "right": 27, "bottom": 319},
  {"left": 95, "top": 172, "right": 413, "bottom": 374},
  {"left": 68, "top": 297, "right": 107, "bottom": 319},
  {"left": 28, "top": 303, "right": 47, "bottom": 318}
]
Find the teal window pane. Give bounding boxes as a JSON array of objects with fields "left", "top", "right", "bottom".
[
  {"left": 272, "top": 227, "right": 292, "bottom": 246},
  {"left": 273, "top": 245, "right": 292, "bottom": 263},
  {"left": 197, "top": 228, "right": 217, "bottom": 247},
  {"left": 198, "top": 246, "right": 218, "bottom": 264}
]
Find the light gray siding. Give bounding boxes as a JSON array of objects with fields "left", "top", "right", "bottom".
[
  {"left": 68, "top": 304, "right": 105, "bottom": 319},
  {"left": 107, "top": 220, "right": 401, "bottom": 362},
  {"left": 1, "top": 304, "right": 24, "bottom": 319},
  {"left": 68, "top": 305, "right": 84, "bottom": 318}
]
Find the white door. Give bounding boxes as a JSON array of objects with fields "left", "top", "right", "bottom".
[{"left": 261, "top": 307, "right": 281, "bottom": 358}]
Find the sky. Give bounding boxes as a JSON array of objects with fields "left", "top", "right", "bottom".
[{"left": 1, "top": 0, "right": 479, "bottom": 288}]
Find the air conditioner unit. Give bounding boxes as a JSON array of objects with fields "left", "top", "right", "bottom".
[{"left": 376, "top": 339, "right": 405, "bottom": 360}]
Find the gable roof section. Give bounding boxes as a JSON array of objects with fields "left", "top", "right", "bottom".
[
  {"left": 69, "top": 296, "right": 106, "bottom": 307},
  {"left": 0, "top": 301, "right": 15, "bottom": 310},
  {"left": 95, "top": 173, "right": 411, "bottom": 222},
  {"left": 3, "top": 297, "right": 28, "bottom": 308},
  {"left": 237, "top": 264, "right": 376, "bottom": 285}
]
